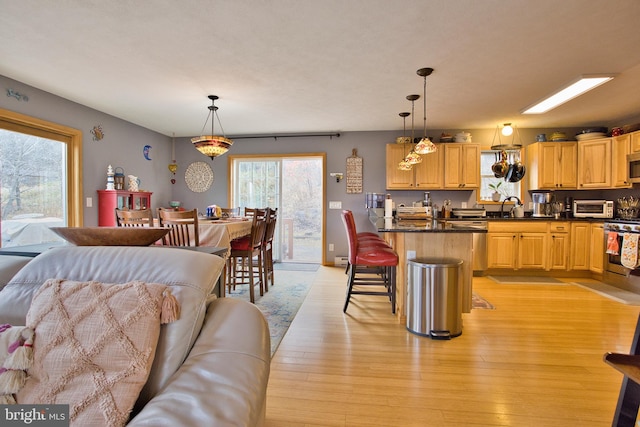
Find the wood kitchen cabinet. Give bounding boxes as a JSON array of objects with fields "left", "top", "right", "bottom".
[
  {"left": 549, "top": 222, "right": 570, "bottom": 270},
  {"left": 612, "top": 134, "right": 632, "bottom": 188},
  {"left": 487, "top": 222, "right": 548, "bottom": 270},
  {"left": 526, "top": 142, "right": 577, "bottom": 190},
  {"left": 570, "top": 222, "right": 591, "bottom": 270},
  {"left": 443, "top": 143, "right": 480, "bottom": 188},
  {"left": 97, "top": 190, "right": 152, "bottom": 226},
  {"left": 487, "top": 232, "right": 518, "bottom": 269},
  {"left": 385, "top": 143, "right": 478, "bottom": 190},
  {"left": 589, "top": 222, "right": 605, "bottom": 274},
  {"left": 578, "top": 138, "right": 612, "bottom": 188},
  {"left": 631, "top": 130, "right": 640, "bottom": 153},
  {"left": 385, "top": 144, "right": 443, "bottom": 189}
]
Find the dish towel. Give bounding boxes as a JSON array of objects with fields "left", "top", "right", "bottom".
[
  {"left": 606, "top": 231, "right": 619, "bottom": 255},
  {"left": 621, "top": 232, "right": 640, "bottom": 269}
]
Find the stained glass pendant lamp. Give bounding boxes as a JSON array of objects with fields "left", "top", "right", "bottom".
[
  {"left": 191, "top": 95, "right": 233, "bottom": 159},
  {"left": 414, "top": 67, "right": 437, "bottom": 155},
  {"left": 397, "top": 112, "right": 412, "bottom": 171},
  {"left": 404, "top": 94, "right": 422, "bottom": 165}
]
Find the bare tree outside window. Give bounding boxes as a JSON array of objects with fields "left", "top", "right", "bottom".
[{"left": 0, "top": 129, "right": 66, "bottom": 247}]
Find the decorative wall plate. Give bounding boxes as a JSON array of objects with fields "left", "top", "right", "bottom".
[{"left": 185, "top": 161, "right": 214, "bottom": 193}]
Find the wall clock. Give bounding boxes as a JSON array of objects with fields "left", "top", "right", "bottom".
[{"left": 184, "top": 161, "right": 214, "bottom": 193}]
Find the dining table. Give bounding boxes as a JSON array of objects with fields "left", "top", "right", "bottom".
[{"left": 198, "top": 218, "right": 252, "bottom": 255}]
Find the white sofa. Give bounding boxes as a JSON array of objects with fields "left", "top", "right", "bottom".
[{"left": 0, "top": 246, "right": 271, "bottom": 426}]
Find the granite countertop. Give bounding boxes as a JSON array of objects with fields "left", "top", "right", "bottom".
[{"left": 375, "top": 218, "right": 486, "bottom": 233}]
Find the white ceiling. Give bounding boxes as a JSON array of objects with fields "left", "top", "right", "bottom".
[{"left": 2, "top": 0, "right": 640, "bottom": 138}]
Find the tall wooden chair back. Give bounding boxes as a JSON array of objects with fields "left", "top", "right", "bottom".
[
  {"left": 262, "top": 208, "right": 278, "bottom": 288},
  {"left": 115, "top": 208, "right": 154, "bottom": 227},
  {"left": 157, "top": 208, "right": 200, "bottom": 246},
  {"left": 244, "top": 207, "right": 256, "bottom": 218}
]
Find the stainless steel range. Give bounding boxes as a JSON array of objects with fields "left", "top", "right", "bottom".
[{"left": 603, "top": 219, "right": 640, "bottom": 293}]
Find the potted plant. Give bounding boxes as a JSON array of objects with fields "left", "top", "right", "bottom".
[{"left": 489, "top": 181, "right": 503, "bottom": 202}]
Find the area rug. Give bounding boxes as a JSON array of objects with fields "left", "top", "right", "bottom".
[
  {"left": 488, "top": 276, "right": 567, "bottom": 285},
  {"left": 472, "top": 293, "right": 495, "bottom": 309},
  {"left": 273, "top": 263, "right": 320, "bottom": 272},
  {"left": 226, "top": 270, "right": 316, "bottom": 355},
  {"left": 573, "top": 281, "right": 640, "bottom": 305}
]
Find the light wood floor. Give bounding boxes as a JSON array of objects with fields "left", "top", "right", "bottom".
[{"left": 265, "top": 267, "right": 640, "bottom": 426}]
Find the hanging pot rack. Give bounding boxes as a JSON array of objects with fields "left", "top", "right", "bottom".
[{"left": 490, "top": 124, "right": 523, "bottom": 151}]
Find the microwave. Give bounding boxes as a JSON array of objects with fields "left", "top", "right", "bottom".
[
  {"left": 573, "top": 200, "right": 614, "bottom": 218},
  {"left": 628, "top": 152, "right": 640, "bottom": 183}
]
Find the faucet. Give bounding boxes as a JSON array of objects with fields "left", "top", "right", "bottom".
[{"left": 500, "top": 196, "right": 522, "bottom": 217}]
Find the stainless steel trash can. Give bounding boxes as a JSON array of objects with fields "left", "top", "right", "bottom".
[{"left": 406, "top": 257, "right": 463, "bottom": 339}]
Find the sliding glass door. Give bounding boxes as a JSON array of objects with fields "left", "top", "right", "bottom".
[{"left": 230, "top": 154, "right": 325, "bottom": 264}]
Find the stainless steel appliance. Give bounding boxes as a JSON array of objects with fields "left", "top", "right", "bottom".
[
  {"left": 573, "top": 200, "right": 614, "bottom": 218},
  {"left": 531, "top": 190, "right": 552, "bottom": 217},
  {"left": 603, "top": 219, "right": 640, "bottom": 293},
  {"left": 447, "top": 211, "right": 487, "bottom": 271},
  {"left": 627, "top": 152, "right": 640, "bottom": 183}
]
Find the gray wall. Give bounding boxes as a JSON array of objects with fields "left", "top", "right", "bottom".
[
  {"left": 3, "top": 74, "right": 639, "bottom": 263},
  {"left": 0, "top": 75, "right": 173, "bottom": 224}
]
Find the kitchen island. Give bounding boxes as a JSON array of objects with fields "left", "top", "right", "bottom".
[{"left": 376, "top": 218, "right": 486, "bottom": 322}]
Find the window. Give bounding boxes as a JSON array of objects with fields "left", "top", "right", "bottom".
[
  {"left": 0, "top": 109, "right": 82, "bottom": 247},
  {"left": 478, "top": 150, "right": 522, "bottom": 203}
]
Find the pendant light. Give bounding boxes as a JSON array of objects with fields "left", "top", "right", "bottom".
[
  {"left": 415, "top": 67, "right": 437, "bottom": 155},
  {"left": 404, "top": 94, "right": 422, "bottom": 165},
  {"left": 501, "top": 123, "right": 513, "bottom": 136},
  {"left": 397, "top": 112, "right": 412, "bottom": 171},
  {"left": 191, "top": 95, "right": 233, "bottom": 159}
]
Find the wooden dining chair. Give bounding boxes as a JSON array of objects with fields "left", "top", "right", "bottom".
[
  {"left": 157, "top": 208, "right": 200, "bottom": 246},
  {"left": 262, "top": 207, "right": 278, "bottom": 289},
  {"left": 227, "top": 208, "right": 269, "bottom": 303},
  {"left": 115, "top": 208, "right": 154, "bottom": 227}
]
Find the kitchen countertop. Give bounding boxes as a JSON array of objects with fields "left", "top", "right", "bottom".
[
  {"left": 375, "top": 218, "right": 486, "bottom": 233},
  {"left": 444, "top": 216, "right": 604, "bottom": 222}
]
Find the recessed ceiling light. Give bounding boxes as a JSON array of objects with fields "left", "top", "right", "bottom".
[{"left": 522, "top": 74, "right": 615, "bottom": 114}]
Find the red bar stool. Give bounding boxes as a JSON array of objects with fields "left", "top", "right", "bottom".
[{"left": 341, "top": 210, "right": 397, "bottom": 314}]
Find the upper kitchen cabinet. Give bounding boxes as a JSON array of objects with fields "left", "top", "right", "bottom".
[
  {"left": 526, "top": 142, "right": 577, "bottom": 190},
  {"left": 612, "top": 134, "right": 632, "bottom": 188},
  {"left": 443, "top": 143, "right": 480, "bottom": 189},
  {"left": 386, "top": 144, "right": 415, "bottom": 188},
  {"left": 578, "top": 138, "right": 612, "bottom": 189},
  {"left": 385, "top": 143, "right": 444, "bottom": 189},
  {"left": 631, "top": 131, "right": 640, "bottom": 153}
]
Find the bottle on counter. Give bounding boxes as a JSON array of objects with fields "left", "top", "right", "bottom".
[
  {"left": 442, "top": 199, "right": 451, "bottom": 218},
  {"left": 384, "top": 194, "right": 393, "bottom": 218}
]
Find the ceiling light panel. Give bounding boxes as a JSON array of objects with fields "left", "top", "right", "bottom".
[{"left": 522, "top": 74, "right": 615, "bottom": 114}]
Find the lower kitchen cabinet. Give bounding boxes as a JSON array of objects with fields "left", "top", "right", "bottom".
[
  {"left": 590, "top": 222, "right": 605, "bottom": 273},
  {"left": 488, "top": 220, "right": 604, "bottom": 273},
  {"left": 549, "top": 222, "right": 570, "bottom": 270},
  {"left": 570, "top": 222, "right": 591, "bottom": 270},
  {"left": 487, "top": 232, "right": 518, "bottom": 269},
  {"left": 487, "top": 222, "right": 548, "bottom": 270},
  {"left": 518, "top": 232, "right": 548, "bottom": 269}
]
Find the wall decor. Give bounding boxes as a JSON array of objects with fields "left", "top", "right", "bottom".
[
  {"left": 143, "top": 144, "right": 152, "bottom": 160},
  {"left": 346, "top": 148, "right": 362, "bottom": 193},
  {"left": 6, "top": 88, "right": 28, "bottom": 102},
  {"left": 168, "top": 133, "right": 178, "bottom": 184},
  {"left": 90, "top": 125, "right": 105, "bottom": 141},
  {"left": 185, "top": 161, "right": 214, "bottom": 193}
]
